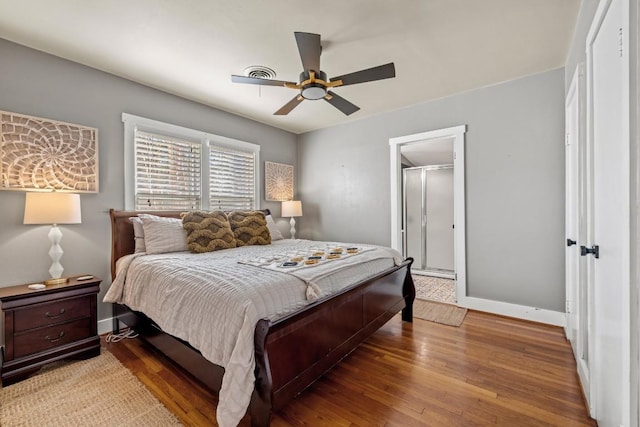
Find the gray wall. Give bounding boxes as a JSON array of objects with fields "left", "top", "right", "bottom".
[
  {"left": 298, "top": 69, "right": 566, "bottom": 311},
  {"left": 0, "top": 39, "right": 297, "bottom": 322}
]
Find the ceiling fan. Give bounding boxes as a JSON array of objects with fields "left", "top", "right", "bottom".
[{"left": 231, "top": 32, "right": 396, "bottom": 116}]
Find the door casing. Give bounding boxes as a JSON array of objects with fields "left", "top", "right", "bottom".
[{"left": 389, "top": 125, "right": 466, "bottom": 302}]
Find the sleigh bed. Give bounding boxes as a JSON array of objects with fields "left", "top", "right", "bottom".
[{"left": 107, "top": 208, "right": 415, "bottom": 426}]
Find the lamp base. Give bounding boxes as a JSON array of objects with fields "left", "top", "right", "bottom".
[
  {"left": 44, "top": 277, "right": 69, "bottom": 286},
  {"left": 48, "top": 225, "right": 65, "bottom": 279},
  {"left": 289, "top": 216, "right": 297, "bottom": 240}
]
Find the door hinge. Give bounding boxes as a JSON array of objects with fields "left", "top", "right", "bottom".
[
  {"left": 618, "top": 27, "right": 623, "bottom": 57},
  {"left": 566, "top": 300, "right": 571, "bottom": 313},
  {"left": 565, "top": 133, "right": 570, "bottom": 146}
]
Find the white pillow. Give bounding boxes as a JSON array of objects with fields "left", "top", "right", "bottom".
[
  {"left": 138, "top": 214, "right": 188, "bottom": 254},
  {"left": 129, "top": 217, "right": 146, "bottom": 253},
  {"left": 265, "top": 214, "right": 284, "bottom": 241}
]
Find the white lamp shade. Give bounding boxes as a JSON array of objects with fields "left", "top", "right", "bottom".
[
  {"left": 24, "top": 192, "right": 82, "bottom": 225},
  {"left": 282, "top": 200, "right": 302, "bottom": 217}
]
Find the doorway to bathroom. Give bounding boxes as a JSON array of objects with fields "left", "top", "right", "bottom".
[{"left": 389, "top": 125, "right": 466, "bottom": 305}]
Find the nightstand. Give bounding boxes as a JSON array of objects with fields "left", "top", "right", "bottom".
[{"left": 0, "top": 275, "right": 101, "bottom": 386}]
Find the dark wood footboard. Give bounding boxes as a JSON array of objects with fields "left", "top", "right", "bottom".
[
  {"left": 109, "top": 209, "right": 414, "bottom": 426},
  {"left": 250, "top": 258, "right": 414, "bottom": 426}
]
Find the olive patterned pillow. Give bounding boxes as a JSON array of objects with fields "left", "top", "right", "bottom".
[
  {"left": 227, "top": 210, "right": 272, "bottom": 246},
  {"left": 181, "top": 211, "right": 236, "bottom": 253}
]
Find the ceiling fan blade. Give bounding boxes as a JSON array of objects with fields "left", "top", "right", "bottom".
[
  {"left": 330, "top": 63, "right": 395, "bottom": 86},
  {"left": 324, "top": 91, "right": 360, "bottom": 116},
  {"left": 231, "top": 75, "right": 295, "bottom": 87},
  {"left": 294, "top": 32, "right": 321, "bottom": 72},
  {"left": 274, "top": 96, "right": 304, "bottom": 115}
]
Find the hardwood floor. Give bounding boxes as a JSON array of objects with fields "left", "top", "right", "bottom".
[{"left": 103, "top": 310, "right": 596, "bottom": 426}]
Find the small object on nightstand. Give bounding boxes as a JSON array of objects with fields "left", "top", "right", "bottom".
[
  {"left": 27, "top": 283, "right": 46, "bottom": 290},
  {"left": 44, "top": 277, "right": 68, "bottom": 285},
  {"left": 76, "top": 275, "right": 94, "bottom": 281}
]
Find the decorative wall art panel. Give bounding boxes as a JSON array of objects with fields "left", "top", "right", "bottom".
[
  {"left": 265, "top": 161, "right": 293, "bottom": 201},
  {"left": 0, "top": 111, "right": 99, "bottom": 192}
]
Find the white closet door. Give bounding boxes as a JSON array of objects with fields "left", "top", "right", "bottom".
[
  {"left": 586, "top": 0, "right": 630, "bottom": 424},
  {"left": 565, "top": 67, "right": 580, "bottom": 358}
]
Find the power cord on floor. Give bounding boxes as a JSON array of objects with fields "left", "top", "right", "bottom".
[{"left": 105, "top": 328, "right": 139, "bottom": 343}]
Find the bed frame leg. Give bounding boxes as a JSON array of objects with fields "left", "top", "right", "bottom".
[
  {"left": 249, "top": 394, "right": 272, "bottom": 427},
  {"left": 112, "top": 303, "right": 121, "bottom": 333},
  {"left": 401, "top": 257, "right": 415, "bottom": 323}
]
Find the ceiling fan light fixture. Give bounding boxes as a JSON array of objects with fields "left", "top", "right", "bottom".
[
  {"left": 301, "top": 84, "right": 326, "bottom": 100},
  {"left": 299, "top": 69, "right": 328, "bottom": 100}
]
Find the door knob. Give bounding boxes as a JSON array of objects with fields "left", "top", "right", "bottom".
[
  {"left": 567, "top": 238, "right": 577, "bottom": 247},
  {"left": 580, "top": 245, "right": 599, "bottom": 259}
]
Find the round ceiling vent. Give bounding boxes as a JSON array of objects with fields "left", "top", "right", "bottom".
[{"left": 243, "top": 66, "right": 277, "bottom": 80}]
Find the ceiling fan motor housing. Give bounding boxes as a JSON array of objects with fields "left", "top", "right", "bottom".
[{"left": 300, "top": 70, "right": 328, "bottom": 100}]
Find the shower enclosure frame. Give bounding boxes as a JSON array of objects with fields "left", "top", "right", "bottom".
[{"left": 403, "top": 164, "right": 455, "bottom": 279}]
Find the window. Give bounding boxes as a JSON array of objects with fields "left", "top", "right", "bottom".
[
  {"left": 135, "top": 131, "right": 202, "bottom": 210},
  {"left": 123, "top": 113, "right": 260, "bottom": 211},
  {"left": 209, "top": 145, "right": 256, "bottom": 210}
]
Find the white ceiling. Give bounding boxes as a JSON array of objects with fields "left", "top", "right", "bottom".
[
  {"left": 401, "top": 137, "right": 454, "bottom": 167},
  {"left": 0, "top": 0, "right": 581, "bottom": 134}
]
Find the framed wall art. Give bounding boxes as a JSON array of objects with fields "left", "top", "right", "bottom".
[
  {"left": 265, "top": 161, "right": 293, "bottom": 201},
  {"left": 0, "top": 110, "right": 99, "bottom": 192}
]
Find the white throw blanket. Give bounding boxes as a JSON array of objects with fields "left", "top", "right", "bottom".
[
  {"left": 238, "top": 243, "right": 401, "bottom": 300},
  {"left": 104, "top": 239, "right": 401, "bottom": 426}
]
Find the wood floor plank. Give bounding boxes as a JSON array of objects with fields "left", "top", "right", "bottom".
[{"left": 103, "top": 310, "right": 596, "bottom": 426}]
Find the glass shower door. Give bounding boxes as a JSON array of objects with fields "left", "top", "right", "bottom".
[
  {"left": 424, "top": 167, "right": 454, "bottom": 272},
  {"left": 403, "top": 168, "right": 425, "bottom": 268}
]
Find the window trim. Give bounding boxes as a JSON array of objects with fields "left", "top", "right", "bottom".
[{"left": 123, "top": 112, "right": 260, "bottom": 210}]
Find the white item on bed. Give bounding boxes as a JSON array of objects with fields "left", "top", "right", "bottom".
[
  {"left": 138, "top": 213, "right": 188, "bottom": 254},
  {"left": 104, "top": 239, "right": 400, "bottom": 427},
  {"left": 237, "top": 244, "right": 401, "bottom": 301},
  {"left": 129, "top": 217, "right": 146, "bottom": 253},
  {"left": 265, "top": 214, "right": 284, "bottom": 240}
]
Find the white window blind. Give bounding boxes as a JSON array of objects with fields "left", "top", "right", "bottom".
[
  {"left": 209, "top": 145, "right": 255, "bottom": 211},
  {"left": 124, "top": 113, "right": 260, "bottom": 211},
  {"left": 135, "top": 130, "right": 202, "bottom": 210}
]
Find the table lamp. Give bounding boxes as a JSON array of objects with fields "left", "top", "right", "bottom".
[
  {"left": 23, "top": 192, "right": 82, "bottom": 285},
  {"left": 281, "top": 200, "right": 302, "bottom": 239}
]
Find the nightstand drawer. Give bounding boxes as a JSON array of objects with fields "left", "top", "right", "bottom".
[
  {"left": 13, "top": 318, "right": 92, "bottom": 358},
  {"left": 14, "top": 296, "right": 91, "bottom": 332}
]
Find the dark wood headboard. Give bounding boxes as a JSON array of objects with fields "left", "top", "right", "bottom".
[{"left": 109, "top": 208, "right": 272, "bottom": 280}]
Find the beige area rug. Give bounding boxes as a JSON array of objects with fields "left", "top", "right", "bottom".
[
  {"left": 413, "top": 274, "right": 456, "bottom": 304},
  {"left": 0, "top": 350, "right": 182, "bottom": 427},
  {"left": 413, "top": 298, "right": 468, "bottom": 327}
]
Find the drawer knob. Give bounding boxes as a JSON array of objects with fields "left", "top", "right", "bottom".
[
  {"left": 45, "top": 308, "right": 66, "bottom": 319},
  {"left": 45, "top": 331, "right": 65, "bottom": 343}
]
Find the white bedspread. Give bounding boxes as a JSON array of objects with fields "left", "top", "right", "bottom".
[{"left": 103, "top": 239, "right": 401, "bottom": 427}]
